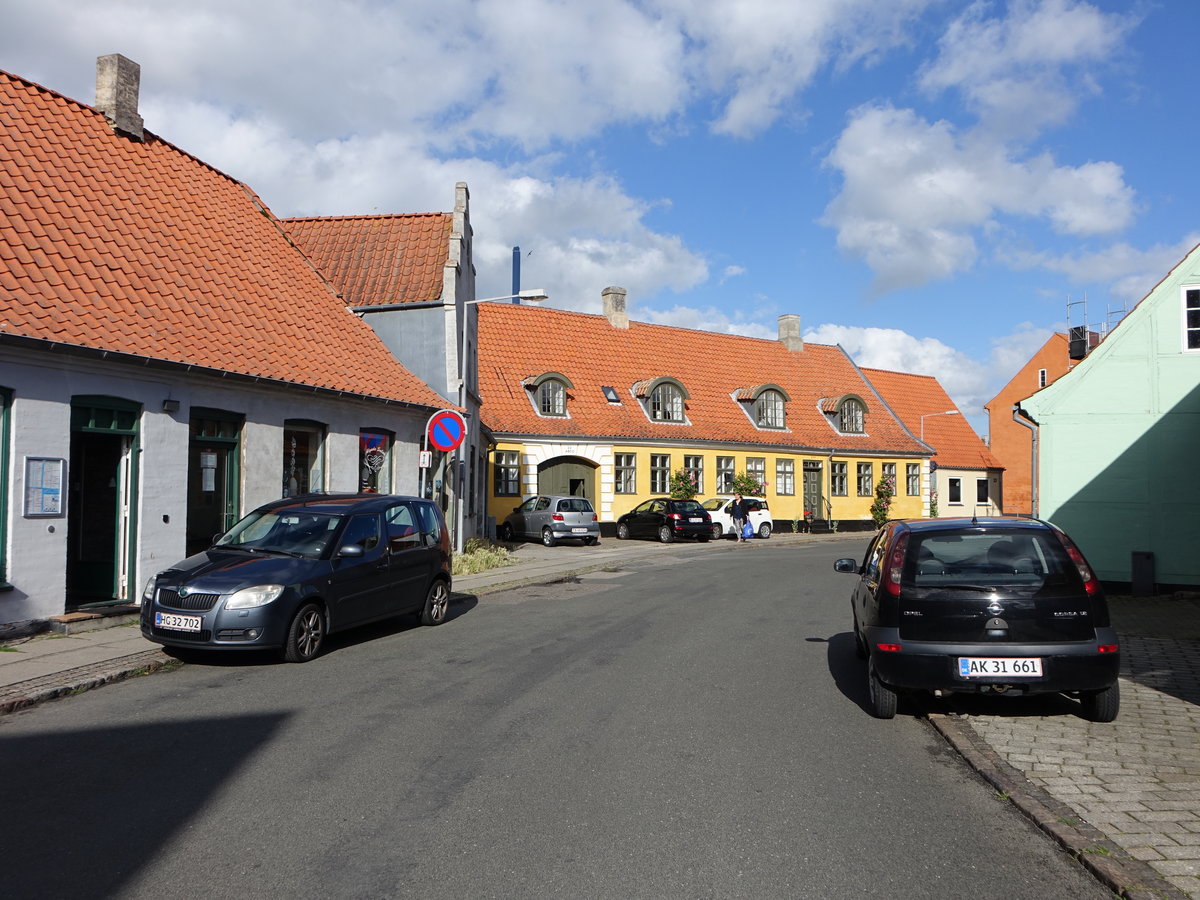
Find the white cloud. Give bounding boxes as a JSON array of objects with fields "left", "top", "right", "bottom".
[
  {"left": 822, "top": 104, "right": 1136, "bottom": 293},
  {"left": 919, "top": 0, "right": 1137, "bottom": 135}
]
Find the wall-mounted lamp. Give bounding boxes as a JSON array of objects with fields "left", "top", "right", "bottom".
[{"left": 162, "top": 399, "right": 180, "bottom": 413}]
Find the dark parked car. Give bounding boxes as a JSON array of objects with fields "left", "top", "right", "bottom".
[
  {"left": 499, "top": 494, "right": 601, "bottom": 546},
  {"left": 616, "top": 498, "right": 711, "bottom": 543},
  {"left": 834, "top": 517, "right": 1120, "bottom": 721},
  {"left": 141, "top": 493, "right": 452, "bottom": 662}
]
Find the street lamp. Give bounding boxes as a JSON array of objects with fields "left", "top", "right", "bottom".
[
  {"left": 465, "top": 289, "right": 549, "bottom": 305},
  {"left": 920, "top": 409, "right": 959, "bottom": 440}
]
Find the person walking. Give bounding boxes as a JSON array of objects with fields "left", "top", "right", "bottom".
[{"left": 731, "top": 492, "right": 750, "bottom": 543}]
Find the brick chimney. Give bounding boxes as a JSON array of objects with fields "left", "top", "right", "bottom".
[
  {"left": 778, "top": 314, "right": 803, "bottom": 352},
  {"left": 96, "top": 54, "right": 144, "bottom": 141},
  {"left": 602, "top": 286, "right": 629, "bottom": 329}
]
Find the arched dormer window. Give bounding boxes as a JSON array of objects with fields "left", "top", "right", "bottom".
[
  {"left": 634, "top": 377, "right": 689, "bottom": 423},
  {"left": 754, "top": 386, "right": 788, "bottom": 429},
  {"left": 839, "top": 397, "right": 865, "bottom": 434},
  {"left": 525, "top": 372, "right": 574, "bottom": 418}
]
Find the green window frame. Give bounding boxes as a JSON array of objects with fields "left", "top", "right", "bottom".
[
  {"left": 716, "top": 456, "right": 735, "bottom": 493},
  {"left": 906, "top": 463, "right": 920, "bottom": 496},
  {"left": 857, "top": 463, "right": 873, "bottom": 497}
]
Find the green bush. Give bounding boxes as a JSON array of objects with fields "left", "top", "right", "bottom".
[{"left": 453, "top": 539, "right": 517, "bottom": 575}]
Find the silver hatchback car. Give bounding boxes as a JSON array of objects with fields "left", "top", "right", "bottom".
[{"left": 499, "top": 495, "right": 601, "bottom": 546}]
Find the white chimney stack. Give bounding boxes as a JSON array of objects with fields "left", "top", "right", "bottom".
[
  {"left": 96, "top": 54, "right": 144, "bottom": 141},
  {"left": 779, "top": 314, "right": 803, "bottom": 352},
  {"left": 602, "top": 286, "right": 629, "bottom": 329}
]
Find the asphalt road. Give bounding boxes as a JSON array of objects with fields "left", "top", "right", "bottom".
[{"left": 0, "top": 536, "right": 1109, "bottom": 899}]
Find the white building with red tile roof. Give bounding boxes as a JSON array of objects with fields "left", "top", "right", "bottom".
[{"left": 0, "top": 57, "right": 450, "bottom": 624}]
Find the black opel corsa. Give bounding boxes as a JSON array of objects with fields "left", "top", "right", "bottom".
[
  {"left": 141, "top": 493, "right": 452, "bottom": 662},
  {"left": 835, "top": 517, "right": 1120, "bottom": 721}
]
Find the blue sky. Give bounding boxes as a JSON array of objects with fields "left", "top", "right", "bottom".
[{"left": 3, "top": 0, "right": 1196, "bottom": 436}]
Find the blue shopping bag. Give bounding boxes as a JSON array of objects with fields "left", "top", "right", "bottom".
[{"left": 741, "top": 521, "right": 754, "bottom": 539}]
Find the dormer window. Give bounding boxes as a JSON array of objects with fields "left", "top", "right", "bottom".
[
  {"left": 839, "top": 398, "right": 865, "bottom": 434},
  {"left": 539, "top": 380, "right": 566, "bottom": 416},
  {"left": 756, "top": 389, "right": 786, "bottom": 429},
  {"left": 651, "top": 383, "right": 684, "bottom": 421},
  {"left": 525, "top": 372, "right": 573, "bottom": 418}
]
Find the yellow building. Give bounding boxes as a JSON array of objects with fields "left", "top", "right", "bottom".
[{"left": 478, "top": 289, "right": 934, "bottom": 533}]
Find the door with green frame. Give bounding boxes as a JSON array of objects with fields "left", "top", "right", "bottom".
[{"left": 187, "top": 409, "right": 243, "bottom": 555}]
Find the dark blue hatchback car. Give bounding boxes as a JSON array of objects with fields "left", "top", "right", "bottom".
[{"left": 141, "top": 493, "right": 452, "bottom": 662}]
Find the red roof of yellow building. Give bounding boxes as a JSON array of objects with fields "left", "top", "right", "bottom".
[
  {"left": 283, "top": 214, "right": 452, "bottom": 307},
  {"left": 0, "top": 69, "right": 446, "bottom": 408},
  {"left": 861, "top": 367, "right": 1003, "bottom": 469},
  {"left": 478, "top": 303, "right": 929, "bottom": 454}
]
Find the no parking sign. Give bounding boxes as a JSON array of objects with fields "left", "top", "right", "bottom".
[{"left": 427, "top": 409, "right": 467, "bottom": 453}]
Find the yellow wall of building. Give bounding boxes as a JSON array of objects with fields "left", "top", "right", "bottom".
[{"left": 488, "top": 440, "right": 927, "bottom": 530}]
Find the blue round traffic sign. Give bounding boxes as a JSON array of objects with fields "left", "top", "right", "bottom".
[{"left": 428, "top": 410, "right": 467, "bottom": 452}]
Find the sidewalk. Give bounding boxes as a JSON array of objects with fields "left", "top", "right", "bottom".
[{"left": 2, "top": 532, "right": 1197, "bottom": 899}]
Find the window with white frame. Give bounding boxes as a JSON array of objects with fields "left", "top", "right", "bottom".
[
  {"left": 906, "top": 463, "right": 920, "bottom": 496},
  {"left": 831, "top": 462, "right": 847, "bottom": 496},
  {"left": 775, "top": 459, "right": 795, "bottom": 495},
  {"left": 1038, "top": 368, "right": 1047, "bottom": 388},
  {"left": 746, "top": 457, "right": 765, "bottom": 492},
  {"left": 283, "top": 420, "right": 326, "bottom": 497},
  {"left": 650, "top": 383, "right": 684, "bottom": 422},
  {"left": 756, "top": 390, "right": 785, "bottom": 428},
  {"left": 716, "top": 456, "right": 735, "bottom": 493},
  {"left": 857, "top": 462, "right": 873, "bottom": 496},
  {"left": 1185, "top": 288, "right": 1200, "bottom": 350},
  {"left": 839, "top": 399, "right": 865, "bottom": 434},
  {"left": 650, "top": 454, "right": 671, "bottom": 493},
  {"left": 684, "top": 455, "right": 703, "bottom": 494},
  {"left": 615, "top": 453, "right": 636, "bottom": 494},
  {"left": 948, "top": 477, "right": 962, "bottom": 504},
  {"left": 494, "top": 451, "right": 520, "bottom": 496},
  {"left": 538, "top": 379, "right": 567, "bottom": 416},
  {"left": 881, "top": 462, "right": 896, "bottom": 492}
]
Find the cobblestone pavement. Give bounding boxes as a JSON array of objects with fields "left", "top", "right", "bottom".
[{"left": 936, "top": 596, "right": 1200, "bottom": 899}]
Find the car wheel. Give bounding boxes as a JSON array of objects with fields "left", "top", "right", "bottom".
[
  {"left": 499, "top": 522, "right": 514, "bottom": 542},
  {"left": 1079, "top": 682, "right": 1120, "bottom": 723},
  {"left": 616, "top": 522, "right": 630, "bottom": 540},
  {"left": 420, "top": 579, "right": 450, "bottom": 626},
  {"left": 658, "top": 525, "right": 674, "bottom": 544},
  {"left": 584, "top": 537, "right": 599, "bottom": 546},
  {"left": 710, "top": 523, "right": 724, "bottom": 540},
  {"left": 758, "top": 522, "right": 772, "bottom": 539},
  {"left": 541, "top": 528, "right": 556, "bottom": 547},
  {"left": 867, "top": 657, "right": 898, "bottom": 719},
  {"left": 282, "top": 602, "right": 325, "bottom": 663}
]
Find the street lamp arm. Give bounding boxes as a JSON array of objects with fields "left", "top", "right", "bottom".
[
  {"left": 920, "top": 409, "right": 960, "bottom": 440},
  {"left": 465, "top": 289, "right": 549, "bottom": 305}
]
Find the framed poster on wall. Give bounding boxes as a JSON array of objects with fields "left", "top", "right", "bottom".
[{"left": 24, "top": 456, "right": 66, "bottom": 517}]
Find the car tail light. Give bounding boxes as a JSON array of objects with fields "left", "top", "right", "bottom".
[
  {"left": 667, "top": 513, "right": 682, "bottom": 521},
  {"left": 591, "top": 514, "right": 598, "bottom": 522},
  {"left": 876, "top": 642, "right": 903, "bottom": 652},
  {"left": 552, "top": 513, "right": 564, "bottom": 521},
  {"left": 883, "top": 532, "right": 909, "bottom": 597},
  {"left": 1055, "top": 529, "right": 1100, "bottom": 596},
  {"left": 1098, "top": 644, "right": 1118, "bottom": 654}
]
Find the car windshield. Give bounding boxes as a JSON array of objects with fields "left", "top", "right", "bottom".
[
  {"left": 701, "top": 499, "right": 724, "bottom": 511},
  {"left": 905, "top": 529, "right": 1084, "bottom": 596},
  {"left": 216, "top": 509, "right": 343, "bottom": 557}
]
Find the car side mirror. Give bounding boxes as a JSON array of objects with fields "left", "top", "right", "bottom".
[
  {"left": 338, "top": 544, "right": 365, "bottom": 558},
  {"left": 834, "top": 558, "right": 859, "bottom": 574}
]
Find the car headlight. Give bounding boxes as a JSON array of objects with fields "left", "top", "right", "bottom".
[
  {"left": 142, "top": 576, "right": 158, "bottom": 604},
  {"left": 225, "top": 584, "right": 284, "bottom": 610}
]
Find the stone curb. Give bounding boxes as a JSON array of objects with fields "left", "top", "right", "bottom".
[
  {"left": 927, "top": 711, "right": 1189, "bottom": 900},
  {"left": 0, "top": 649, "right": 178, "bottom": 717}
]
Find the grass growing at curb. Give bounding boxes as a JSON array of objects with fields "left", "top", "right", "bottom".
[{"left": 453, "top": 538, "right": 518, "bottom": 576}]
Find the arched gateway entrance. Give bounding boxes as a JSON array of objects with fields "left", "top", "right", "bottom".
[{"left": 537, "top": 457, "right": 597, "bottom": 501}]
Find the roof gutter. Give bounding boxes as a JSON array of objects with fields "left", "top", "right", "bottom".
[
  {"left": 1012, "top": 404, "right": 1039, "bottom": 518},
  {"left": 0, "top": 332, "right": 449, "bottom": 412}
]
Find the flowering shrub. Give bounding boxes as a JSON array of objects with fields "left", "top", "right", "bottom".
[
  {"left": 670, "top": 468, "right": 699, "bottom": 499},
  {"left": 869, "top": 475, "right": 896, "bottom": 528},
  {"left": 929, "top": 489, "right": 939, "bottom": 518},
  {"left": 730, "top": 471, "right": 765, "bottom": 496}
]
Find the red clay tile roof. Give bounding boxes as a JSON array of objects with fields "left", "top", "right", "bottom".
[
  {"left": 860, "top": 367, "right": 1003, "bottom": 469},
  {"left": 0, "top": 69, "right": 446, "bottom": 408},
  {"left": 478, "top": 303, "right": 929, "bottom": 454},
  {"left": 283, "top": 214, "right": 451, "bottom": 307}
]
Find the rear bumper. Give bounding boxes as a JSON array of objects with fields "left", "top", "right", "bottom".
[
  {"left": 550, "top": 523, "right": 601, "bottom": 540},
  {"left": 866, "top": 626, "right": 1120, "bottom": 695}
]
